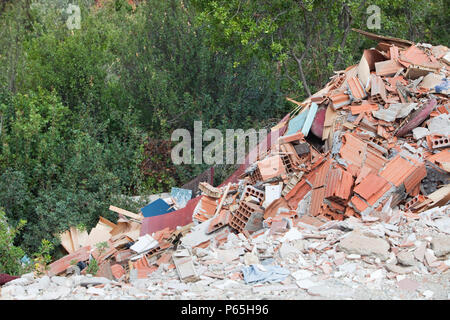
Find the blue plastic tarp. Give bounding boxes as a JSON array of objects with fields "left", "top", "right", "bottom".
[
  {"left": 435, "top": 78, "right": 448, "bottom": 93},
  {"left": 241, "top": 264, "right": 290, "bottom": 284},
  {"left": 141, "top": 198, "right": 175, "bottom": 218}
]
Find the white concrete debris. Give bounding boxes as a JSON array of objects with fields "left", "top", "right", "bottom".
[{"left": 1, "top": 206, "right": 449, "bottom": 300}]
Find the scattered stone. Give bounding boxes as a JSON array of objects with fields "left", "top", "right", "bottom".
[
  {"left": 86, "top": 287, "right": 106, "bottom": 296},
  {"left": 338, "top": 232, "right": 390, "bottom": 261},
  {"left": 431, "top": 236, "right": 450, "bottom": 257},
  {"left": 296, "top": 279, "right": 316, "bottom": 289},
  {"left": 278, "top": 242, "right": 299, "bottom": 259},
  {"left": 369, "top": 269, "right": 385, "bottom": 281},
  {"left": 3, "top": 277, "right": 33, "bottom": 287},
  {"left": 291, "top": 270, "right": 313, "bottom": 280},
  {"left": 414, "top": 242, "right": 427, "bottom": 262},
  {"left": 397, "top": 278, "right": 419, "bottom": 291},
  {"left": 243, "top": 252, "right": 260, "bottom": 265},
  {"left": 397, "top": 251, "right": 416, "bottom": 266},
  {"left": 51, "top": 276, "right": 72, "bottom": 287},
  {"left": 79, "top": 277, "right": 112, "bottom": 287},
  {"left": 385, "top": 264, "right": 415, "bottom": 274}
]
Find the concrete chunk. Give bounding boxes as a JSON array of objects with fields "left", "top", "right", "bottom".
[
  {"left": 431, "top": 235, "right": 450, "bottom": 257},
  {"left": 338, "top": 231, "right": 390, "bottom": 261}
]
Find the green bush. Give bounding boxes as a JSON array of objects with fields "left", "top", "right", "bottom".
[{"left": 0, "top": 209, "right": 26, "bottom": 276}]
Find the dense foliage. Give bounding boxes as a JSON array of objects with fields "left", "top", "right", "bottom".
[
  {"left": 0, "top": 209, "right": 26, "bottom": 275},
  {"left": 0, "top": 0, "right": 447, "bottom": 267}
]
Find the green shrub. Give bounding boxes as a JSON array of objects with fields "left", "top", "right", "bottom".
[{"left": 0, "top": 209, "right": 26, "bottom": 276}]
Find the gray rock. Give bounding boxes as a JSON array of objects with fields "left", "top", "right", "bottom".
[
  {"left": 130, "top": 279, "right": 150, "bottom": 290},
  {"left": 51, "top": 276, "right": 72, "bottom": 287},
  {"left": 37, "top": 276, "right": 51, "bottom": 290},
  {"left": 412, "top": 127, "right": 430, "bottom": 140},
  {"left": 79, "top": 277, "right": 112, "bottom": 287},
  {"left": 12, "top": 285, "right": 26, "bottom": 297},
  {"left": 296, "top": 279, "right": 317, "bottom": 289},
  {"left": 1, "top": 285, "right": 15, "bottom": 297},
  {"left": 3, "top": 277, "right": 33, "bottom": 287},
  {"left": 39, "top": 291, "right": 62, "bottom": 300},
  {"left": 26, "top": 285, "right": 41, "bottom": 296},
  {"left": 431, "top": 236, "right": 450, "bottom": 257},
  {"left": 385, "top": 264, "right": 415, "bottom": 274},
  {"left": 397, "top": 251, "right": 416, "bottom": 266},
  {"left": 243, "top": 252, "right": 260, "bottom": 265},
  {"left": 307, "top": 285, "right": 333, "bottom": 297},
  {"left": 339, "top": 262, "right": 357, "bottom": 274},
  {"left": 338, "top": 232, "right": 390, "bottom": 261},
  {"left": 55, "top": 286, "right": 72, "bottom": 298},
  {"left": 86, "top": 287, "right": 106, "bottom": 296},
  {"left": 278, "top": 242, "right": 299, "bottom": 259},
  {"left": 21, "top": 272, "right": 35, "bottom": 281},
  {"left": 433, "top": 217, "right": 450, "bottom": 234},
  {"left": 66, "top": 265, "right": 81, "bottom": 275}
]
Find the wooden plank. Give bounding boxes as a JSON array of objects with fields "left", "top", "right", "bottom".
[
  {"left": 59, "top": 230, "right": 74, "bottom": 254},
  {"left": 109, "top": 205, "right": 143, "bottom": 221},
  {"left": 214, "top": 183, "right": 231, "bottom": 217}
]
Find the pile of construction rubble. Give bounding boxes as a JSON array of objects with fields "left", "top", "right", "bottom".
[{"left": 1, "top": 30, "right": 449, "bottom": 300}]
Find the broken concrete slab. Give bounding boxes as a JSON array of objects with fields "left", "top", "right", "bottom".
[
  {"left": 397, "top": 251, "right": 416, "bottom": 266},
  {"left": 431, "top": 235, "right": 450, "bottom": 257},
  {"left": 173, "top": 249, "right": 199, "bottom": 283},
  {"left": 338, "top": 232, "right": 390, "bottom": 261}
]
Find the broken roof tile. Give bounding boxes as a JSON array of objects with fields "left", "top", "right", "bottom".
[
  {"left": 389, "top": 45, "right": 399, "bottom": 60},
  {"left": 427, "top": 149, "right": 450, "bottom": 169}
]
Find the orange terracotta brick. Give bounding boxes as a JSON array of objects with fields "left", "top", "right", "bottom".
[
  {"left": 111, "top": 264, "right": 125, "bottom": 280},
  {"left": 379, "top": 155, "right": 416, "bottom": 187},
  {"left": 350, "top": 195, "right": 369, "bottom": 212},
  {"left": 354, "top": 173, "right": 388, "bottom": 201}
]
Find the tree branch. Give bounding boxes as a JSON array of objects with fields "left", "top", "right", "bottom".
[{"left": 292, "top": 50, "right": 311, "bottom": 96}]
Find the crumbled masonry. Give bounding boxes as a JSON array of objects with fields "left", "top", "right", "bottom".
[{"left": 1, "top": 30, "right": 449, "bottom": 300}]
